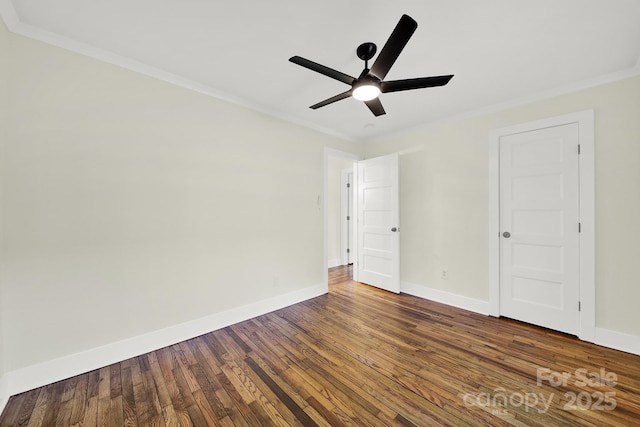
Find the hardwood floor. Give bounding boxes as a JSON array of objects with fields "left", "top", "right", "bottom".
[{"left": 2, "top": 265, "right": 639, "bottom": 426}]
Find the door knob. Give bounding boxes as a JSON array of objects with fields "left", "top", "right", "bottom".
[
  {"left": 502, "top": 231, "right": 511, "bottom": 238},
  {"left": 391, "top": 227, "right": 398, "bottom": 232}
]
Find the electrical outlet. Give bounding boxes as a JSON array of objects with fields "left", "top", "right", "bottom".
[{"left": 441, "top": 269, "right": 448, "bottom": 280}]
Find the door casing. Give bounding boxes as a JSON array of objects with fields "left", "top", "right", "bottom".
[
  {"left": 323, "top": 148, "right": 363, "bottom": 290},
  {"left": 340, "top": 169, "right": 354, "bottom": 266},
  {"left": 488, "top": 110, "right": 595, "bottom": 342}
]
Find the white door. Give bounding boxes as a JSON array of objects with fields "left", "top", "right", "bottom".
[
  {"left": 354, "top": 153, "right": 400, "bottom": 293},
  {"left": 499, "top": 123, "right": 580, "bottom": 335}
]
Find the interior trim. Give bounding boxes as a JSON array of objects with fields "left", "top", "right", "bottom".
[
  {"left": 401, "top": 281, "right": 492, "bottom": 316},
  {"left": 0, "top": 2, "right": 352, "bottom": 143},
  {"left": 401, "top": 283, "right": 639, "bottom": 357},
  {"left": 595, "top": 327, "right": 640, "bottom": 356},
  {"left": 0, "top": 283, "right": 326, "bottom": 403},
  {"left": 2, "top": 2, "right": 639, "bottom": 145},
  {"left": 0, "top": 375, "right": 9, "bottom": 418},
  {"left": 488, "top": 110, "right": 595, "bottom": 341}
]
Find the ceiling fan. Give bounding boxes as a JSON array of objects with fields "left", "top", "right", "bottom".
[{"left": 289, "top": 14, "right": 454, "bottom": 117}]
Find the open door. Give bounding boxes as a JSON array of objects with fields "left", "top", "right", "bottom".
[{"left": 353, "top": 153, "right": 400, "bottom": 293}]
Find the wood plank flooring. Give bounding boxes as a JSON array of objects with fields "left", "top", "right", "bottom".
[{"left": 1, "top": 265, "right": 639, "bottom": 426}]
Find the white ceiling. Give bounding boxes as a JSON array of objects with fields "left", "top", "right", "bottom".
[{"left": 3, "top": 0, "right": 640, "bottom": 142}]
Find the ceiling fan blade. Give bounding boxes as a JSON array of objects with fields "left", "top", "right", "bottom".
[
  {"left": 381, "top": 75, "right": 454, "bottom": 93},
  {"left": 369, "top": 14, "right": 417, "bottom": 81},
  {"left": 310, "top": 90, "right": 352, "bottom": 109},
  {"left": 290, "top": 56, "right": 356, "bottom": 86},
  {"left": 364, "top": 98, "right": 386, "bottom": 116}
]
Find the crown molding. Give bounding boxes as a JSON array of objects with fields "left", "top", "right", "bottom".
[
  {"left": 369, "top": 66, "right": 640, "bottom": 144},
  {"left": 0, "top": 1, "right": 354, "bottom": 143},
  {"left": 3, "top": 0, "right": 638, "bottom": 146}
]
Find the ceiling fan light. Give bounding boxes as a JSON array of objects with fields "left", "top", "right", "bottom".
[{"left": 352, "top": 83, "right": 381, "bottom": 101}]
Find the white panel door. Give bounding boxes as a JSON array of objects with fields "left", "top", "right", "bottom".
[
  {"left": 499, "top": 123, "right": 580, "bottom": 335},
  {"left": 355, "top": 153, "right": 400, "bottom": 293}
]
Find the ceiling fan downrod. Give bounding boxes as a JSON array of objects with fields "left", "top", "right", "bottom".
[{"left": 356, "top": 42, "right": 377, "bottom": 70}]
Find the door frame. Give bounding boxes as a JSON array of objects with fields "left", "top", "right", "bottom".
[
  {"left": 488, "top": 110, "right": 595, "bottom": 342},
  {"left": 340, "top": 168, "right": 354, "bottom": 266},
  {"left": 323, "top": 148, "right": 363, "bottom": 290}
]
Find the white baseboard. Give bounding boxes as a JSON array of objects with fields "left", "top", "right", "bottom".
[
  {"left": 401, "top": 281, "right": 492, "bottom": 315},
  {"left": 0, "top": 283, "right": 327, "bottom": 405},
  {"left": 401, "top": 281, "right": 640, "bottom": 357},
  {"left": 2, "top": 282, "right": 638, "bottom": 415},
  {"left": 0, "top": 374, "right": 9, "bottom": 419},
  {"left": 595, "top": 327, "right": 640, "bottom": 356},
  {"left": 327, "top": 258, "right": 342, "bottom": 268}
]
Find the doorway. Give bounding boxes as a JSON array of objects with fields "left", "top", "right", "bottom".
[
  {"left": 324, "top": 148, "right": 362, "bottom": 288},
  {"left": 324, "top": 149, "right": 401, "bottom": 294}
]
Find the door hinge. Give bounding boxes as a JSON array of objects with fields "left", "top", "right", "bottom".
[
  {"left": 346, "top": 248, "right": 350, "bottom": 253},
  {"left": 578, "top": 301, "right": 581, "bottom": 312},
  {"left": 347, "top": 183, "right": 351, "bottom": 188},
  {"left": 347, "top": 215, "right": 350, "bottom": 221},
  {"left": 578, "top": 222, "right": 582, "bottom": 233},
  {"left": 578, "top": 144, "right": 581, "bottom": 155}
]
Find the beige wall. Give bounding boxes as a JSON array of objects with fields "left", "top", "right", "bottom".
[
  {"left": 2, "top": 13, "right": 638, "bottom": 383},
  {"left": 365, "top": 75, "right": 640, "bottom": 337},
  {"left": 0, "top": 25, "right": 360, "bottom": 371}
]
